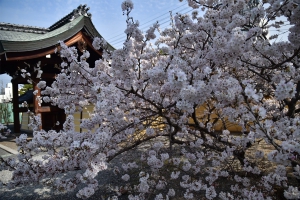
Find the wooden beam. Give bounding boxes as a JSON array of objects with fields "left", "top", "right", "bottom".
[
  {"left": 6, "top": 47, "right": 57, "bottom": 61},
  {"left": 6, "top": 32, "right": 87, "bottom": 61},
  {"left": 5, "top": 31, "right": 102, "bottom": 61}
]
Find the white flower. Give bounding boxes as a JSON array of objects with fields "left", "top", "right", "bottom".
[
  {"left": 245, "top": 84, "right": 259, "bottom": 101},
  {"left": 128, "top": 195, "right": 141, "bottom": 200},
  {"left": 146, "top": 127, "right": 155, "bottom": 136},
  {"left": 92, "top": 37, "right": 101, "bottom": 50},
  {"left": 168, "top": 189, "right": 175, "bottom": 197},
  {"left": 293, "top": 165, "right": 300, "bottom": 179},
  {"left": 139, "top": 171, "right": 145, "bottom": 177},
  {"left": 184, "top": 191, "right": 194, "bottom": 199},
  {"left": 205, "top": 186, "right": 217, "bottom": 200},
  {"left": 172, "top": 158, "right": 181, "bottom": 166},
  {"left": 222, "top": 130, "right": 230, "bottom": 135},
  {"left": 154, "top": 193, "right": 164, "bottom": 200},
  {"left": 76, "top": 186, "right": 95, "bottom": 199},
  {"left": 33, "top": 90, "right": 38, "bottom": 95},
  {"left": 192, "top": 180, "right": 203, "bottom": 191},
  {"left": 71, "top": 140, "right": 80, "bottom": 148},
  {"left": 284, "top": 186, "right": 300, "bottom": 199},
  {"left": 203, "top": 66, "right": 212, "bottom": 76},
  {"left": 147, "top": 155, "right": 158, "bottom": 167},
  {"left": 176, "top": 71, "right": 187, "bottom": 82},
  {"left": 36, "top": 69, "right": 43, "bottom": 78},
  {"left": 168, "top": 69, "right": 187, "bottom": 83},
  {"left": 275, "top": 80, "right": 296, "bottom": 101},
  {"left": 160, "top": 153, "right": 169, "bottom": 161},
  {"left": 156, "top": 180, "right": 166, "bottom": 190},
  {"left": 182, "top": 161, "right": 191, "bottom": 171},
  {"left": 37, "top": 81, "right": 47, "bottom": 89},
  {"left": 152, "top": 142, "right": 164, "bottom": 150},
  {"left": 121, "top": 0, "right": 134, "bottom": 11},
  {"left": 258, "top": 107, "right": 266, "bottom": 118},
  {"left": 182, "top": 175, "right": 190, "bottom": 181},
  {"left": 121, "top": 174, "right": 130, "bottom": 181},
  {"left": 16, "top": 134, "right": 27, "bottom": 143},
  {"left": 139, "top": 181, "right": 149, "bottom": 193}
]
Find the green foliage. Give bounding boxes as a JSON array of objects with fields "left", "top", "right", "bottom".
[
  {"left": 0, "top": 103, "right": 12, "bottom": 125},
  {"left": 19, "top": 84, "right": 33, "bottom": 96}
]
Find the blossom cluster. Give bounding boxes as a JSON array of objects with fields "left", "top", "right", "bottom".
[{"left": 1, "top": 0, "right": 300, "bottom": 199}]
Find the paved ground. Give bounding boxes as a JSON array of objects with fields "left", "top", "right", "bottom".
[
  {"left": 0, "top": 148, "right": 11, "bottom": 158},
  {"left": 0, "top": 125, "right": 19, "bottom": 156}
]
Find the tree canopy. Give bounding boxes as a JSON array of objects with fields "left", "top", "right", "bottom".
[{"left": 1, "top": 0, "right": 300, "bottom": 199}]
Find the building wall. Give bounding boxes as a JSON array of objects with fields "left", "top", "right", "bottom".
[
  {"left": 73, "top": 105, "right": 99, "bottom": 133},
  {"left": 20, "top": 112, "right": 32, "bottom": 131},
  {"left": 0, "top": 83, "right": 12, "bottom": 103}
]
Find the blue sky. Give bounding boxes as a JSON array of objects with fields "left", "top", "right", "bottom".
[
  {"left": 0, "top": 0, "right": 191, "bottom": 41},
  {"left": 0, "top": 0, "right": 192, "bottom": 86},
  {"left": 0, "top": 0, "right": 289, "bottom": 87}
]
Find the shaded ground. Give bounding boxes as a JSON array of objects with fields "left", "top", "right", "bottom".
[{"left": 0, "top": 148, "right": 11, "bottom": 158}]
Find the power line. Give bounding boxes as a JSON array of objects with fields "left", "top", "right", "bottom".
[
  {"left": 106, "top": 3, "right": 189, "bottom": 41},
  {"left": 109, "top": 8, "right": 193, "bottom": 45},
  {"left": 269, "top": 29, "right": 290, "bottom": 31},
  {"left": 108, "top": 8, "right": 192, "bottom": 47},
  {"left": 139, "top": 7, "right": 192, "bottom": 29},
  {"left": 110, "top": 8, "right": 194, "bottom": 48}
]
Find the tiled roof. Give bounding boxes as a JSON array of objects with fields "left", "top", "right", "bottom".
[
  {"left": 0, "top": 4, "right": 114, "bottom": 54},
  {"left": 0, "top": 16, "right": 85, "bottom": 52},
  {"left": 0, "top": 4, "right": 91, "bottom": 34},
  {"left": 0, "top": 23, "right": 49, "bottom": 34},
  {"left": 0, "top": 16, "right": 83, "bottom": 42}
]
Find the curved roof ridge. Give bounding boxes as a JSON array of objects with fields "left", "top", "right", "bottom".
[
  {"left": 48, "top": 4, "right": 92, "bottom": 31},
  {"left": 0, "top": 22, "right": 49, "bottom": 34}
]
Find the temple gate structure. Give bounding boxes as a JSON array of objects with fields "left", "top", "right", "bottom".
[{"left": 0, "top": 5, "right": 114, "bottom": 133}]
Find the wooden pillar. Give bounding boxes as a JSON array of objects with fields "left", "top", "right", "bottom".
[{"left": 12, "top": 79, "right": 20, "bottom": 133}]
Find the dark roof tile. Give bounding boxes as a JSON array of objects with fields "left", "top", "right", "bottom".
[{"left": 0, "top": 22, "right": 49, "bottom": 33}]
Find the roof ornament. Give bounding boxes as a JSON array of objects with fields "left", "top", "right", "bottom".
[
  {"left": 48, "top": 4, "right": 92, "bottom": 31},
  {"left": 70, "top": 4, "right": 91, "bottom": 21}
]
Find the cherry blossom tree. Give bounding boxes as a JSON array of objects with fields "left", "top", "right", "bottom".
[
  {"left": 0, "top": 123, "right": 10, "bottom": 139},
  {"left": 1, "top": 0, "right": 300, "bottom": 199}
]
